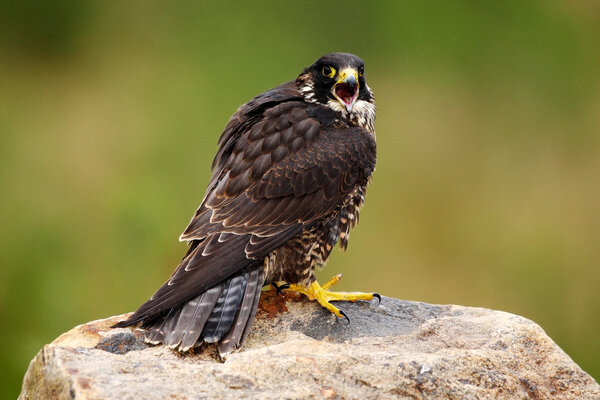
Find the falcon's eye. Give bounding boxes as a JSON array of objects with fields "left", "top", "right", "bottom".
[
  {"left": 322, "top": 65, "right": 336, "bottom": 78},
  {"left": 358, "top": 66, "right": 364, "bottom": 77}
]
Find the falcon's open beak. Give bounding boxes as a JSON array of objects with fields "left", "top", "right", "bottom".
[{"left": 333, "top": 68, "right": 359, "bottom": 113}]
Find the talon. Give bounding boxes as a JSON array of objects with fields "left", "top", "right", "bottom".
[
  {"left": 279, "top": 283, "right": 290, "bottom": 295},
  {"left": 271, "top": 282, "right": 290, "bottom": 296},
  {"left": 373, "top": 293, "right": 381, "bottom": 304},
  {"left": 339, "top": 309, "right": 350, "bottom": 324}
]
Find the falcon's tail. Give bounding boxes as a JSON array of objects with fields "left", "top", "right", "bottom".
[
  {"left": 113, "top": 231, "right": 269, "bottom": 356},
  {"left": 134, "top": 265, "right": 264, "bottom": 356}
]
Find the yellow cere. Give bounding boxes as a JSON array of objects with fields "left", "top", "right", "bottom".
[{"left": 337, "top": 68, "right": 358, "bottom": 83}]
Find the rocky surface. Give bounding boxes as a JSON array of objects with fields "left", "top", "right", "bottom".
[{"left": 19, "top": 291, "right": 600, "bottom": 399}]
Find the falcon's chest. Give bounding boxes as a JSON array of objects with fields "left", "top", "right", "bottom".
[
  {"left": 263, "top": 184, "right": 368, "bottom": 285},
  {"left": 325, "top": 98, "right": 376, "bottom": 135},
  {"left": 349, "top": 100, "right": 376, "bottom": 134}
]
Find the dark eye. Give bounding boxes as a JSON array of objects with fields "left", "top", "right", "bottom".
[
  {"left": 358, "top": 66, "right": 364, "bottom": 77},
  {"left": 322, "top": 65, "right": 336, "bottom": 78}
]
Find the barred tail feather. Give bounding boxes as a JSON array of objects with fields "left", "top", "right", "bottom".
[
  {"left": 161, "top": 307, "right": 184, "bottom": 347},
  {"left": 202, "top": 269, "right": 249, "bottom": 343},
  {"left": 130, "top": 265, "right": 264, "bottom": 354},
  {"left": 143, "top": 308, "right": 174, "bottom": 345},
  {"left": 238, "top": 267, "right": 265, "bottom": 347},
  {"left": 218, "top": 266, "right": 265, "bottom": 355},
  {"left": 177, "top": 285, "right": 223, "bottom": 351},
  {"left": 161, "top": 283, "right": 223, "bottom": 350}
]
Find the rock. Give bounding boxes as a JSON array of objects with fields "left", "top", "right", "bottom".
[{"left": 19, "top": 291, "right": 600, "bottom": 399}]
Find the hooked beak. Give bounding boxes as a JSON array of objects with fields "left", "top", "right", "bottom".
[{"left": 333, "top": 68, "right": 359, "bottom": 113}]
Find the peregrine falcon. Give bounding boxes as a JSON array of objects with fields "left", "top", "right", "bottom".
[{"left": 114, "top": 53, "right": 378, "bottom": 357}]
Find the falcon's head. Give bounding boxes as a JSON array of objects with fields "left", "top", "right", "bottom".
[{"left": 296, "top": 53, "right": 375, "bottom": 130}]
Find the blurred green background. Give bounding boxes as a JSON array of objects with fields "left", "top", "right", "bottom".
[{"left": 1, "top": 1, "right": 599, "bottom": 397}]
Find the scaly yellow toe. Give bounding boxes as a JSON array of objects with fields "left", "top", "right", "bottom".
[{"left": 286, "top": 276, "right": 379, "bottom": 319}]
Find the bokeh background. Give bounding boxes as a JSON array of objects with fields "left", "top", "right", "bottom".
[{"left": 1, "top": 1, "right": 599, "bottom": 397}]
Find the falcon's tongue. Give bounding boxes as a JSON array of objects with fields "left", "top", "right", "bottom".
[{"left": 335, "top": 82, "right": 358, "bottom": 105}]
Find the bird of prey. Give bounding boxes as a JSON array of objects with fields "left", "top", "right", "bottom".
[{"left": 114, "top": 52, "right": 378, "bottom": 357}]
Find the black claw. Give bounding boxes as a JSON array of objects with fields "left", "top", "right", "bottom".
[
  {"left": 339, "top": 310, "right": 350, "bottom": 324},
  {"left": 373, "top": 293, "right": 381, "bottom": 304},
  {"left": 271, "top": 282, "right": 290, "bottom": 296}
]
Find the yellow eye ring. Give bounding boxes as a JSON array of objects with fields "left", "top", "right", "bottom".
[{"left": 322, "top": 65, "right": 336, "bottom": 78}]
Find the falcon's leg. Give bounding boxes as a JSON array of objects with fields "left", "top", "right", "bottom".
[{"left": 285, "top": 274, "right": 380, "bottom": 320}]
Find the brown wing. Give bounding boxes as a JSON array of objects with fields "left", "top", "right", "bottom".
[
  {"left": 180, "top": 101, "right": 376, "bottom": 251},
  {"left": 124, "top": 85, "right": 376, "bottom": 322}
]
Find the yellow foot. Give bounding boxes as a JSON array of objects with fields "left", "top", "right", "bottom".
[{"left": 285, "top": 274, "right": 380, "bottom": 322}]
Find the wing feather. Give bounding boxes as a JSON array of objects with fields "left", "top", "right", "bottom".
[{"left": 124, "top": 82, "right": 376, "bottom": 325}]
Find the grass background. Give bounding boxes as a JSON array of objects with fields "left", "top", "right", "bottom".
[{"left": 1, "top": 1, "right": 599, "bottom": 397}]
